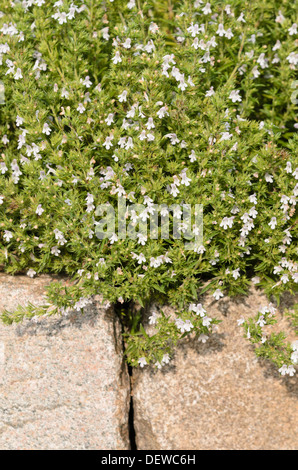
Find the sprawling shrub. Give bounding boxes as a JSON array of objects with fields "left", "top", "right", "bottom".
[{"left": 0, "top": 0, "right": 297, "bottom": 371}]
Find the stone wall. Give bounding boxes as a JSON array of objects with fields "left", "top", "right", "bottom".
[
  {"left": 0, "top": 274, "right": 297, "bottom": 450},
  {"left": 0, "top": 274, "right": 130, "bottom": 450},
  {"left": 132, "top": 289, "right": 298, "bottom": 450}
]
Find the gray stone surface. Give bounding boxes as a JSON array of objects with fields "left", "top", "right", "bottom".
[
  {"left": 133, "top": 288, "right": 298, "bottom": 450},
  {"left": 0, "top": 273, "right": 130, "bottom": 450}
]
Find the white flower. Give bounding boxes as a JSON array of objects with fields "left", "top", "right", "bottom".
[
  {"left": 280, "top": 274, "right": 289, "bottom": 284},
  {"left": 225, "top": 28, "right": 233, "bottom": 39},
  {"left": 232, "top": 268, "right": 240, "bottom": 280},
  {"left": 122, "top": 38, "right": 131, "bottom": 49},
  {"left": 161, "top": 354, "right": 170, "bottom": 365},
  {"left": 36, "top": 204, "right": 44, "bottom": 216},
  {"left": 252, "top": 66, "right": 260, "bottom": 78},
  {"left": 202, "top": 316, "right": 212, "bottom": 327},
  {"left": 205, "top": 86, "right": 215, "bottom": 97},
  {"left": 127, "top": 0, "right": 136, "bottom": 9},
  {"left": 286, "top": 161, "right": 292, "bottom": 174},
  {"left": 118, "top": 90, "right": 128, "bottom": 102},
  {"left": 272, "top": 40, "right": 281, "bottom": 51},
  {"left": 168, "top": 183, "right": 179, "bottom": 197},
  {"left": 272, "top": 54, "right": 280, "bottom": 64},
  {"left": 220, "top": 132, "right": 233, "bottom": 141},
  {"left": 138, "top": 357, "right": 147, "bottom": 367},
  {"left": 288, "top": 23, "right": 297, "bottom": 35},
  {"left": 42, "top": 122, "right": 51, "bottom": 135},
  {"left": 101, "top": 27, "right": 109, "bottom": 41},
  {"left": 202, "top": 2, "right": 212, "bottom": 15},
  {"left": 109, "top": 233, "right": 118, "bottom": 244},
  {"left": 265, "top": 173, "right": 273, "bottom": 183},
  {"left": 213, "top": 288, "right": 224, "bottom": 300},
  {"left": 216, "top": 24, "right": 226, "bottom": 37},
  {"left": 112, "top": 50, "right": 122, "bottom": 64},
  {"left": 256, "top": 315, "right": 266, "bottom": 327},
  {"left": 3, "top": 230, "right": 13, "bottom": 242},
  {"left": 61, "top": 87, "right": 69, "bottom": 98},
  {"left": 249, "top": 193, "right": 257, "bottom": 204},
  {"left": 229, "top": 90, "right": 242, "bottom": 103},
  {"left": 103, "top": 135, "right": 114, "bottom": 149},
  {"left": 268, "top": 217, "right": 277, "bottom": 230},
  {"left": 257, "top": 53, "right": 269, "bottom": 69},
  {"left": 105, "top": 113, "right": 114, "bottom": 126},
  {"left": 27, "top": 269, "right": 36, "bottom": 278},
  {"left": 150, "top": 256, "right": 163, "bottom": 268},
  {"left": 125, "top": 137, "right": 133, "bottom": 150},
  {"left": 175, "top": 318, "right": 194, "bottom": 333},
  {"left": 180, "top": 169, "right": 191, "bottom": 186},
  {"left": 51, "top": 246, "right": 61, "bottom": 256},
  {"left": 14, "top": 67, "right": 22, "bottom": 80},
  {"left": 237, "top": 12, "right": 246, "bottom": 23},
  {"left": 157, "top": 106, "right": 169, "bottom": 119},
  {"left": 187, "top": 23, "right": 200, "bottom": 37},
  {"left": 194, "top": 244, "right": 205, "bottom": 254},
  {"left": 291, "top": 350, "right": 298, "bottom": 365},
  {"left": 220, "top": 216, "right": 234, "bottom": 229},
  {"left": 249, "top": 206, "right": 258, "bottom": 218},
  {"left": 16, "top": 115, "right": 23, "bottom": 127},
  {"left": 82, "top": 75, "right": 92, "bottom": 88},
  {"left": 287, "top": 365, "right": 296, "bottom": 377},
  {"left": 189, "top": 303, "right": 206, "bottom": 317},
  {"left": 148, "top": 311, "right": 158, "bottom": 325},
  {"left": 137, "top": 233, "right": 147, "bottom": 245},
  {"left": 149, "top": 22, "right": 159, "bottom": 34},
  {"left": 189, "top": 150, "right": 197, "bottom": 162},
  {"left": 53, "top": 229, "right": 67, "bottom": 245},
  {"left": 146, "top": 117, "right": 155, "bottom": 130},
  {"left": 138, "top": 130, "right": 147, "bottom": 141},
  {"left": 77, "top": 103, "right": 85, "bottom": 113},
  {"left": 147, "top": 133, "right": 155, "bottom": 141},
  {"left": 165, "top": 133, "right": 180, "bottom": 145},
  {"left": 278, "top": 364, "right": 288, "bottom": 376},
  {"left": 275, "top": 10, "right": 285, "bottom": 24}
]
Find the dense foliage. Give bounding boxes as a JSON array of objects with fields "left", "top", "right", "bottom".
[{"left": 0, "top": 0, "right": 297, "bottom": 371}]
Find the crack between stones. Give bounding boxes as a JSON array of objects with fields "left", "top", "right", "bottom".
[
  {"left": 128, "top": 365, "right": 137, "bottom": 450},
  {"left": 114, "top": 302, "right": 137, "bottom": 451}
]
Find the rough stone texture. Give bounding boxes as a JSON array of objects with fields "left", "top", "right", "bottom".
[
  {"left": 0, "top": 273, "right": 130, "bottom": 450},
  {"left": 133, "top": 288, "right": 298, "bottom": 450}
]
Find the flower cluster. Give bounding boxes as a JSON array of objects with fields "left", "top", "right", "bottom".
[
  {"left": 241, "top": 302, "right": 298, "bottom": 375},
  {"left": 0, "top": 0, "right": 297, "bottom": 370}
]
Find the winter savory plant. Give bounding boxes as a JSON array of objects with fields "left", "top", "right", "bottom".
[{"left": 0, "top": 0, "right": 297, "bottom": 373}]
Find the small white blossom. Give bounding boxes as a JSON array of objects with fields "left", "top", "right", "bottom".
[
  {"left": 213, "top": 288, "right": 224, "bottom": 300},
  {"left": 229, "top": 89, "right": 242, "bottom": 103},
  {"left": 42, "top": 122, "right": 51, "bottom": 135},
  {"left": 36, "top": 204, "right": 44, "bottom": 216},
  {"left": 27, "top": 269, "right": 36, "bottom": 278},
  {"left": 138, "top": 357, "right": 147, "bottom": 368}
]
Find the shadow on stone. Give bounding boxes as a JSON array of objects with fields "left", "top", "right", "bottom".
[
  {"left": 14, "top": 302, "right": 114, "bottom": 338},
  {"left": 258, "top": 356, "right": 298, "bottom": 399}
]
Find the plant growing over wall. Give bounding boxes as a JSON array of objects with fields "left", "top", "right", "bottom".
[{"left": 0, "top": 0, "right": 297, "bottom": 371}]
